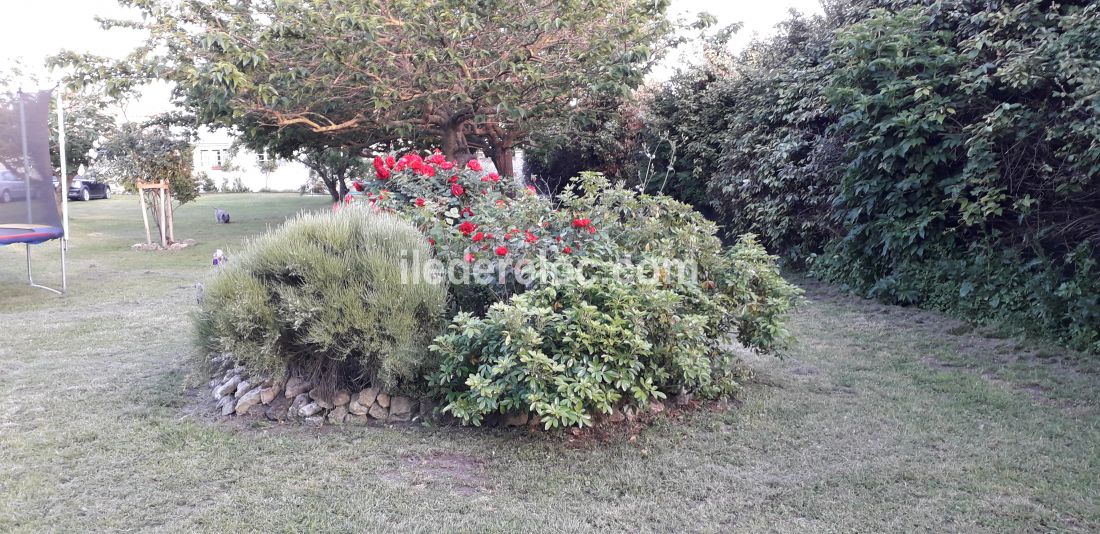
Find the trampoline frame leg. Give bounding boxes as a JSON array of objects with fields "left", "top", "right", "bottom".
[{"left": 25, "top": 240, "right": 65, "bottom": 296}]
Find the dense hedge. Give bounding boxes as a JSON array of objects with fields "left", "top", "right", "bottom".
[{"left": 646, "top": 0, "right": 1100, "bottom": 353}]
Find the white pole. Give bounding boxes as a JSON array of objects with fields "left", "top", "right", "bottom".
[{"left": 56, "top": 90, "right": 69, "bottom": 241}]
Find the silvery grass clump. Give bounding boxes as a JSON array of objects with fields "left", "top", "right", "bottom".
[{"left": 193, "top": 206, "right": 447, "bottom": 398}]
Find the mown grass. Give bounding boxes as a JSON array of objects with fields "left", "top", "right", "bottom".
[{"left": 1, "top": 194, "right": 1097, "bottom": 532}]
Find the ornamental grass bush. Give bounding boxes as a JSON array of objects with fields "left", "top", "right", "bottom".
[{"left": 193, "top": 207, "right": 447, "bottom": 396}]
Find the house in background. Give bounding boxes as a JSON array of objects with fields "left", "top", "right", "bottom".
[{"left": 192, "top": 128, "right": 312, "bottom": 192}]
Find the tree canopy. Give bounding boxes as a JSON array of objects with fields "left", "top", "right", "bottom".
[{"left": 59, "top": 0, "right": 675, "bottom": 176}]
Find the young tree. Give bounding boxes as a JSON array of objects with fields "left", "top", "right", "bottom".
[{"left": 94, "top": 121, "right": 197, "bottom": 243}]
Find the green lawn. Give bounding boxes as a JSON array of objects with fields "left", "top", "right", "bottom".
[{"left": 1, "top": 194, "right": 1097, "bottom": 532}]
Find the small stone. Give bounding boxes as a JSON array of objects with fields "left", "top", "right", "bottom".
[
  {"left": 235, "top": 388, "right": 263, "bottom": 416},
  {"left": 304, "top": 415, "right": 324, "bottom": 427},
  {"left": 218, "top": 395, "right": 236, "bottom": 416},
  {"left": 284, "top": 376, "right": 311, "bottom": 398},
  {"left": 265, "top": 396, "right": 290, "bottom": 421},
  {"left": 608, "top": 407, "right": 625, "bottom": 423},
  {"left": 259, "top": 386, "right": 280, "bottom": 405},
  {"left": 624, "top": 406, "right": 637, "bottom": 422},
  {"left": 332, "top": 390, "right": 351, "bottom": 407},
  {"left": 328, "top": 406, "right": 349, "bottom": 425},
  {"left": 649, "top": 400, "right": 666, "bottom": 414},
  {"left": 288, "top": 393, "right": 311, "bottom": 419},
  {"left": 299, "top": 402, "right": 324, "bottom": 418},
  {"left": 213, "top": 376, "right": 240, "bottom": 400},
  {"left": 234, "top": 380, "right": 252, "bottom": 399},
  {"left": 388, "top": 396, "right": 418, "bottom": 422},
  {"left": 504, "top": 411, "right": 529, "bottom": 427},
  {"left": 418, "top": 398, "right": 435, "bottom": 419},
  {"left": 376, "top": 393, "right": 391, "bottom": 408},
  {"left": 368, "top": 402, "right": 389, "bottom": 420},
  {"left": 356, "top": 387, "right": 379, "bottom": 407},
  {"left": 347, "top": 398, "right": 369, "bottom": 416},
  {"left": 308, "top": 388, "right": 335, "bottom": 410},
  {"left": 346, "top": 414, "right": 369, "bottom": 426}
]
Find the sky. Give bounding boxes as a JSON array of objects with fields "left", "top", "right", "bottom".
[{"left": 0, "top": 0, "right": 824, "bottom": 118}]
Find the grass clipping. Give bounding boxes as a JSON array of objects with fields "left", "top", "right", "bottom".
[{"left": 193, "top": 206, "right": 447, "bottom": 396}]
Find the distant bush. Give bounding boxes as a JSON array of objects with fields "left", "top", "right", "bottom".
[
  {"left": 220, "top": 176, "right": 251, "bottom": 193},
  {"left": 193, "top": 208, "right": 448, "bottom": 395}
]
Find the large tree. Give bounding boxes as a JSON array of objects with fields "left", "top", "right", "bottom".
[
  {"left": 58, "top": 0, "right": 674, "bottom": 177},
  {"left": 49, "top": 89, "right": 116, "bottom": 177}
]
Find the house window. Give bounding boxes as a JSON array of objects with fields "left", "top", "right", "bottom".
[{"left": 202, "top": 149, "right": 226, "bottom": 170}]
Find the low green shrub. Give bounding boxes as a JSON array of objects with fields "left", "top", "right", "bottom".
[
  {"left": 193, "top": 207, "right": 448, "bottom": 396},
  {"left": 430, "top": 241, "right": 801, "bottom": 429},
  {"left": 430, "top": 259, "right": 723, "bottom": 428}
]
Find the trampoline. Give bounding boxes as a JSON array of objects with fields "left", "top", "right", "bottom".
[{"left": 0, "top": 89, "right": 68, "bottom": 295}]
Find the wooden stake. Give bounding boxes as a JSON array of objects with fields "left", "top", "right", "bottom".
[
  {"left": 138, "top": 187, "right": 152, "bottom": 244},
  {"left": 165, "top": 186, "right": 175, "bottom": 244},
  {"left": 158, "top": 186, "right": 168, "bottom": 247}
]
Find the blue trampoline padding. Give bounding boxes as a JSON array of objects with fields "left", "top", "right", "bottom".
[{"left": 0, "top": 224, "right": 64, "bottom": 246}]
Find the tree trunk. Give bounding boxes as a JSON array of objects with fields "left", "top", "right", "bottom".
[
  {"left": 441, "top": 121, "right": 474, "bottom": 167},
  {"left": 337, "top": 177, "right": 348, "bottom": 200},
  {"left": 491, "top": 145, "right": 516, "bottom": 178}
]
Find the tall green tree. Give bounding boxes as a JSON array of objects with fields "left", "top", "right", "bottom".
[{"left": 58, "top": 0, "right": 674, "bottom": 177}]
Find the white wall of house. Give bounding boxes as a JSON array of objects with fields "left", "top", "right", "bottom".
[{"left": 192, "top": 128, "right": 312, "bottom": 192}]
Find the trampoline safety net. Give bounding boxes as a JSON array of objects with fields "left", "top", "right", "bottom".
[{"left": 0, "top": 90, "right": 64, "bottom": 246}]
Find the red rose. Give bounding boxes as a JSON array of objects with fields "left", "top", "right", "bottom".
[
  {"left": 373, "top": 156, "right": 385, "bottom": 170},
  {"left": 572, "top": 218, "right": 591, "bottom": 228},
  {"left": 467, "top": 159, "right": 482, "bottom": 172},
  {"left": 449, "top": 175, "right": 459, "bottom": 184},
  {"left": 440, "top": 161, "right": 454, "bottom": 170},
  {"left": 563, "top": 246, "right": 572, "bottom": 254},
  {"left": 588, "top": 225, "right": 597, "bottom": 234},
  {"left": 352, "top": 181, "right": 364, "bottom": 192},
  {"left": 377, "top": 167, "right": 391, "bottom": 180},
  {"left": 385, "top": 155, "right": 396, "bottom": 169},
  {"left": 464, "top": 252, "right": 476, "bottom": 263},
  {"left": 429, "top": 153, "right": 447, "bottom": 165},
  {"left": 458, "top": 220, "right": 478, "bottom": 236},
  {"left": 451, "top": 184, "right": 465, "bottom": 196},
  {"left": 428, "top": 238, "right": 436, "bottom": 246},
  {"left": 419, "top": 165, "right": 436, "bottom": 177},
  {"left": 487, "top": 172, "right": 500, "bottom": 183},
  {"left": 495, "top": 246, "right": 508, "bottom": 257},
  {"left": 472, "top": 231, "right": 484, "bottom": 242},
  {"left": 524, "top": 230, "right": 538, "bottom": 244},
  {"left": 415, "top": 197, "right": 426, "bottom": 207}
]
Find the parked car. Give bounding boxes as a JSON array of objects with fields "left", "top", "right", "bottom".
[
  {"left": 0, "top": 170, "right": 27, "bottom": 203},
  {"left": 68, "top": 176, "right": 112, "bottom": 201}
]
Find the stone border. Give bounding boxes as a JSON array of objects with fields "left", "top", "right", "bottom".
[
  {"left": 206, "top": 357, "right": 696, "bottom": 429},
  {"left": 209, "top": 366, "right": 431, "bottom": 427}
]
